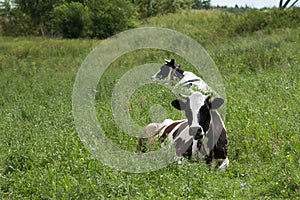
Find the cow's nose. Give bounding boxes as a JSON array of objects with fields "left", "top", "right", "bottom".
[{"left": 189, "top": 126, "right": 203, "bottom": 137}]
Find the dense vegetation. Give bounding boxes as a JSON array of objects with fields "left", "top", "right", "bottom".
[
  {"left": 0, "top": 0, "right": 196, "bottom": 38},
  {"left": 1, "top": 0, "right": 299, "bottom": 39},
  {"left": 0, "top": 8, "right": 299, "bottom": 199}
]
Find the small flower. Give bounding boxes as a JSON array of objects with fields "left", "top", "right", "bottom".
[
  {"left": 186, "top": 187, "right": 190, "bottom": 192},
  {"left": 0, "top": 174, "right": 6, "bottom": 179},
  {"left": 241, "top": 182, "right": 247, "bottom": 193}
]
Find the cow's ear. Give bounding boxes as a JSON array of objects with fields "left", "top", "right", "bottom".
[
  {"left": 171, "top": 99, "right": 186, "bottom": 110},
  {"left": 211, "top": 98, "right": 224, "bottom": 110},
  {"left": 169, "top": 59, "right": 175, "bottom": 66}
]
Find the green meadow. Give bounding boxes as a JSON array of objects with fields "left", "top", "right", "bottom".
[{"left": 0, "top": 9, "right": 299, "bottom": 199}]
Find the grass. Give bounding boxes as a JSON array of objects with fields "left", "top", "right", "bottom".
[{"left": 0, "top": 9, "right": 300, "bottom": 199}]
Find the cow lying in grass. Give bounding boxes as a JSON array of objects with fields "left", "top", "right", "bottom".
[
  {"left": 152, "top": 58, "right": 213, "bottom": 95},
  {"left": 137, "top": 92, "right": 229, "bottom": 169}
]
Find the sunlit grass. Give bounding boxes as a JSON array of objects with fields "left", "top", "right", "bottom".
[{"left": 0, "top": 10, "right": 299, "bottom": 199}]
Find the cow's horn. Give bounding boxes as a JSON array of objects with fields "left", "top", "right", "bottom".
[{"left": 179, "top": 94, "right": 188, "bottom": 99}]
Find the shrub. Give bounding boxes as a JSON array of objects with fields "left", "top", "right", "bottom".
[
  {"left": 85, "top": 0, "right": 135, "bottom": 39},
  {"left": 134, "top": 0, "right": 193, "bottom": 19},
  {"left": 0, "top": 9, "right": 38, "bottom": 36},
  {"left": 51, "top": 2, "right": 87, "bottom": 38},
  {"left": 216, "top": 8, "right": 300, "bottom": 37}
]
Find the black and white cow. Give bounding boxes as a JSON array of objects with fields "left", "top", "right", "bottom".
[
  {"left": 137, "top": 92, "right": 229, "bottom": 169},
  {"left": 152, "top": 59, "right": 213, "bottom": 95}
]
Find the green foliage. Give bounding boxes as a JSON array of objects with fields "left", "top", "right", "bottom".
[
  {"left": 0, "top": 9, "right": 38, "bottom": 36},
  {"left": 0, "top": 1, "right": 40, "bottom": 36},
  {"left": 14, "top": 0, "right": 62, "bottom": 36},
  {"left": 5, "top": 0, "right": 135, "bottom": 38},
  {"left": 147, "top": 8, "right": 300, "bottom": 45},
  {"left": 51, "top": 2, "right": 87, "bottom": 38},
  {"left": 50, "top": 0, "right": 135, "bottom": 39},
  {"left": 14, "top": 0, "right": 60, "bottom": 24},
  {"left": 230, "top": 8, "right": 300, "bottom": 35},
  {"left": 192, "top": 0, "right": 211, "bottom": 9},
  {"left": 85, "top": 0, "right": 135, "bottom": 39},
  {"left": 134, "top": 0, "right": 193, "bottom": 19}
]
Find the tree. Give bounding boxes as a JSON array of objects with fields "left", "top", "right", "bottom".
[
  {"left": 51, "top": 2, "right": 87, "bottom": 38},
  {"left": 279, "top": 0, "right": 299, "bottom": 8},
  {"left": 14, "top": 0, "right": 62, "bottom": 36},
  {"left": 135, "top": 0, "right": 193, "bottom": 18},
  {"left": 85, "top": 0, "right": 135, "bottom": 39},
  {"left": 0, "top": 3, "right": 37, "bottom": 36},
  {"left": 0, "top": 0, "right": 13, "bottom": 22},
  {"left": 192, "top": 0, "right": 211, "bottom": 9}
]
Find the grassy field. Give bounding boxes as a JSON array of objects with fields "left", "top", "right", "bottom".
[{"left": 0, "top": 10, "right": 299, "bottom": 199}]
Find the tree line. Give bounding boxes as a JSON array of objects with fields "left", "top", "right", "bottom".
[{"left": 0, "top": 0, "right": 298, "bottom": 38}]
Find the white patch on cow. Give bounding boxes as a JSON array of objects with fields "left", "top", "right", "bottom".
[
  {"left": 177, "top": 157, "right": 184, "bottom": 165},
  {"left": 151, "top": 72, "right": 159, "bottom": 81},
  {"left": 180, "top": 71, "right": 200, "bottom": 82},
  {"left": 160, "top": 118, "right": 174, "bottom": 127},
  {"left": 189, "top": 92, "right": 206, "bottom": 129},
  {"left": 219, "top": 157, "right": 229, "bottom": 169},
  {"left": 156, "top": 119, "right": 187, "bottom": 145},
  {"left": 177, "top": 71, "right": 212, "bottom": 94},
  {"left": 201, "top": 136, "right": 210, "bottom": 155},
  {"left": 171, "top": 124, "right": 190, "bottom": 143},
  {"left": 191, "top": 139, "right": 199, "bottom": 160}
]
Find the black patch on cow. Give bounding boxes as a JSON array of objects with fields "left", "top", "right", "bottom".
[
  {"left": 156, "top": 64, "right": 170, "bottom": 79},
  {"left": 172, "top": 121, "right": 189, "bottom": 139},
  {"left": 166, "top": 59, "right": 175, "bottom": 67},
  {"left": 197, "top": 140, "right": 208, "bottom": 156},
  {"left": 205, "top": 110, "right": 227, "bottom": 162},
  {"left": 183, "top": 142, "right": 193, "bottom": 159},
  {"left": 211, "top": 98, "right": 224, "bottom": 110},
  {"left": 171, "top": 99, "right": 186, "bottom": 111},
  {"left": 212, "top": 128, "right": 227, "bottom": 159},
  {"left": 205, "top": 96, "right": 224, "bottom": 110},
  {"left": 174, "top": 138, "right": 193, "bottom": 157},
  {"left": 175, "top": 67, "right": 184, "bottom": 77},
  {"left": 159, "top": 121, "right": 182, "bottom": 142},
  {"left": 205, "top": 152, "right": 213, "bottom": 165},
  {"left": 198, "top": 104, "right": 211, "bottom": 133},
  {"left": 177, "top": 68, "right": 184, "bottom": 74}
]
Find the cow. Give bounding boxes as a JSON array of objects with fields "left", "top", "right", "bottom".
[
  {"left": 152, "top": 58, "right": 213, "bottom": 95},
  {"left": 137, "top": 92, "right": 229, "bottom": 169}
]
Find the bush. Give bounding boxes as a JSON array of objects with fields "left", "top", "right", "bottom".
[
  {"left": 233, "top": 8, "right": 300, "bottom": 35},
  {"left": 51, "top": 2, "right": 87, "bottom": 38},
  {"left": 216, "top": 8, "right": 300, "bottom": 37},
  {"left": 85, "top": 0, "right": 135, "bottom": 39},
  {"left": 0, "top": 9, "right": 38, "bottom": 36},
  {"left": 134, "top": 0, "right": 193, "bottom": 19}
]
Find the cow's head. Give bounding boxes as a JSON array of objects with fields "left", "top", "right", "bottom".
[
  {"left": 171, "top": 92, "right": 224, "bottom": 139},
  {"left": 152, "top": 58, "right": 184, "bottom": 81}
]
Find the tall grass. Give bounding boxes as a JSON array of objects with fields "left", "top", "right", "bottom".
[
  {"left": 146, "top": 8, "right": 300, "bottom": 45},
  {"left": 0, "top": 9, "right": 299, "bottom": 199}
]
